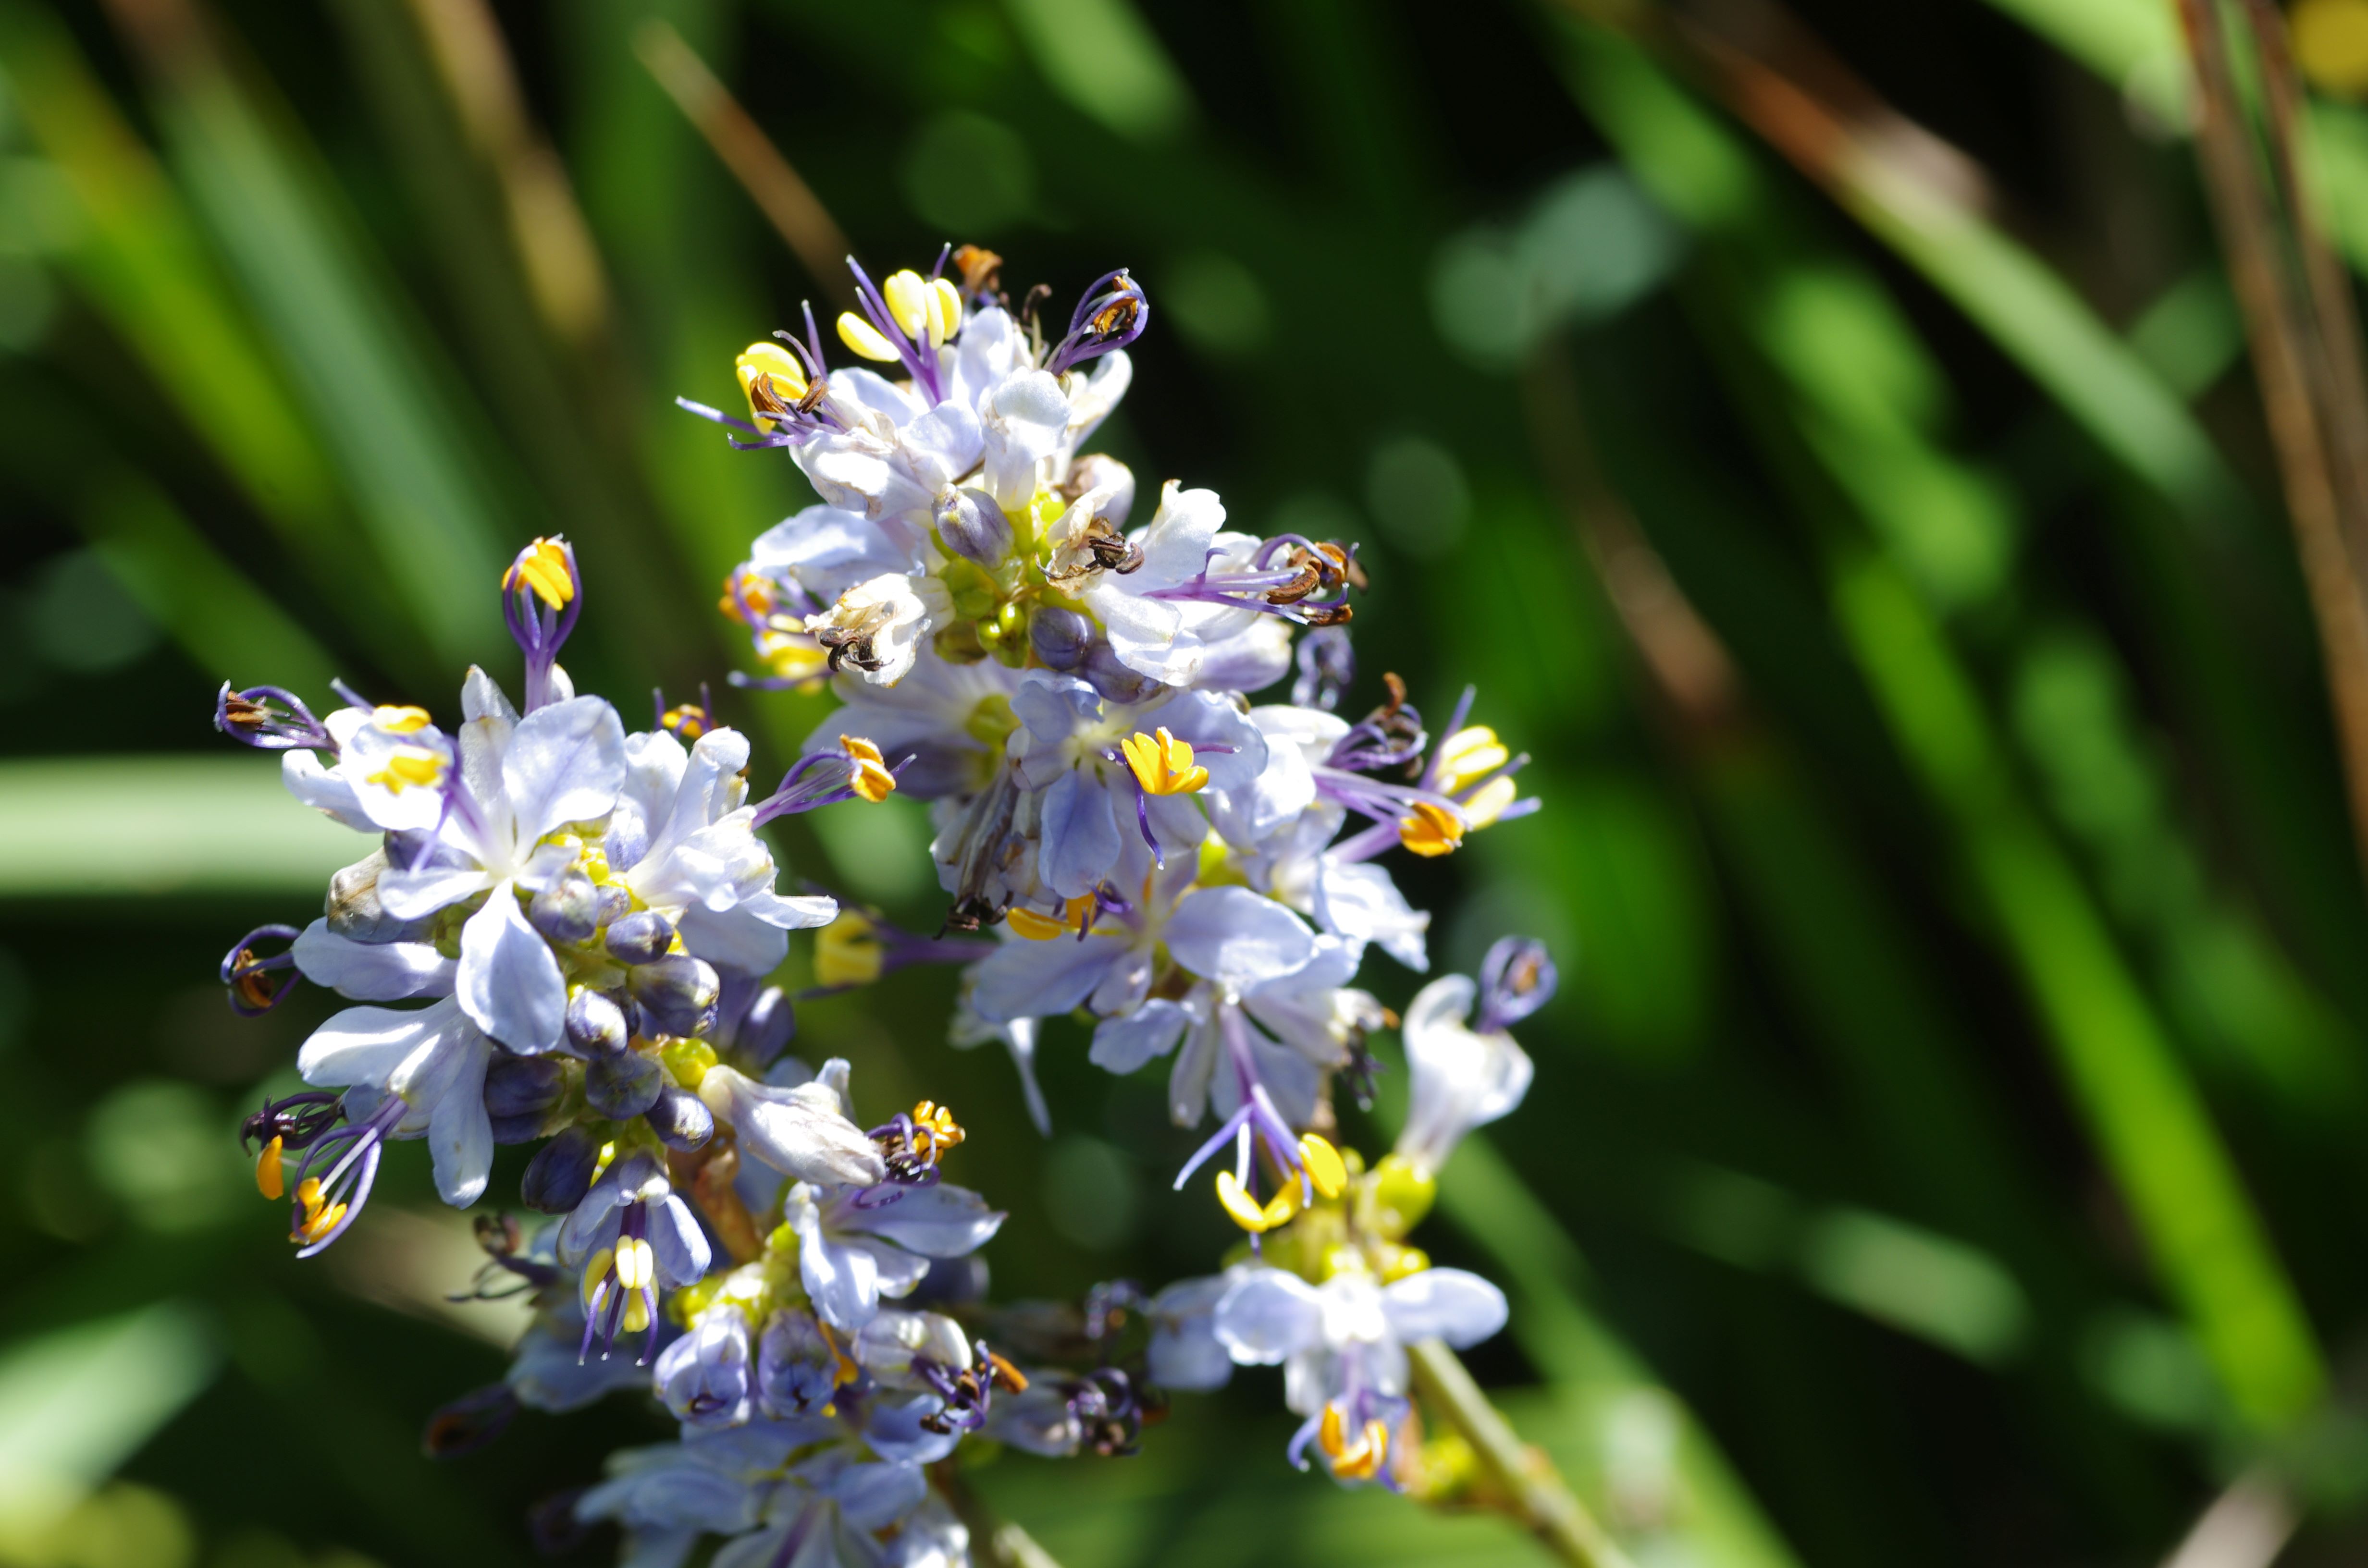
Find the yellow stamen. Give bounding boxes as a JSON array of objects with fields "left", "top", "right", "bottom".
[
  {"left": 1005, "top": 895, "right": 1096, "bottom": 941},
  {"left": 757, "top": 631, "right": 829, "bottom": 684},
  {"left": 581, "top": 1246, "right": 615, "bottom": 1311},
  {"left": 615, "top": 1235, "right": 654, "bottom": 1292},
  {"left": 661, "top": 703, "right": 710, "bottom": 740},
  {"left": 290, "top": 1176, "right": 346, "bottom": 1246},
  {"left": 928, "top": 277, "right": 963, "bottom": 345},
  {"left": 837, "top": 312, "right": 900, "bottom": 363},
  {"left": 1396, "top": 800, "right": 1465, "bottom": 858},
  {"left": 840, "top": 735, "right": 897, "bottom": 803},
  {"left": 882, "top": 270, "right": 934, "bottom": 343},
  {"left": 1215, "top": 1169, "right": 1299, "bottom": 1233},
  {"left": 909, "top": 1101, "right": 965, "bottom": 1163},
  {"left": 1435, "top": 725, "right": 1510, "bottom": 795},
  {"left": 370, "top": 704, "right": 433, "bottom": 734},
  {"left": 1318, "top": 1403, "right": 1390, "bottom": 1480},
  {"left": 735, "top": 341, "right": 809, "bottom": 429},
  {"left": 815, "top": 912, "right": 884, "bottom": 988},
  {"left": 505, "top": 536, "right": 575, "bottom": 610},
  {"left": 366, "top": 747, "right": 446, "bottom": 793},
  {"left": 1119, "top": 727, "right": 1210, "bottom": 796},
  {"left": 622, "top": 1294, "right": 651, "bottom": 1334},
  {"left": 1459, "top": 774, "right": 1519, "bottom": 830},
  {"left": 255, "top": 1136, "right": 285, "bottom": 1200},
  {"left": 1299, "top": 1134, "right": 1347, "bottom": 1200},
  {"left": 818, "top": 1321, "right": 861, "bottom": 1387}
]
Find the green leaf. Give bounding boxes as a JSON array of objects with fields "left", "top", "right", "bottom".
[{"left": 0, "top": 757, "right": 360, "bottom": 898}]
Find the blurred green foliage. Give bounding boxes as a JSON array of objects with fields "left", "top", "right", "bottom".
[{"left": 11, "top": 0, "right": 2368, "bottom": 1563}]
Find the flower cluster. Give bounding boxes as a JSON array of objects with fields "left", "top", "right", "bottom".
[{"left": 212, "top": 245, "right": 1557, "bottom": 1564}]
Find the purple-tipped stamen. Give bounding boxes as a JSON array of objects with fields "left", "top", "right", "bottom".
[
  {"left": 502, "top": 538, "right": 582, "bottom": 713},
  {"left": 215, "top": 684, "right": 336, "bottom": 752},
  {"left": 1475, "top": 936, "right": 1558, "bottom": 1034},
  {"left": 1046, "top": 269, "right": 1149, "bottom": 376},
  {"left": 750, "top": 748, "right": 914, "bottom": 827},
  {"left": 288, "top": 1094, "right": 406, "bottom": 1257},
  {"left": 845, "top": 257, "right": 949, "bottom": 404},
  {"left": 221, "top": 923, "right": 303, "bottom": 1016}
]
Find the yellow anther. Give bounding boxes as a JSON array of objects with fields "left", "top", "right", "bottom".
[
  {"left": 1318, "top": 1404, "right": 1391, "bottom": 1480},
  {"left": 837, "top": 311, "right": 901, "bottom": 363},
  {"left": 818, "top": 1321, "right": 861, "bottom": 1387},
  {"left": 1459, "top": 774, "right": 1519, "bottom": 830},
  {"left": 1006, "top": 895, "right": 1096, "bottom": 942},
  {"left": 1120, "top": 728, "right": 1210, "bottom": 796},
  {"left": 1215, "top": 1169, "right": 1300, "bottom": 1233},
  {"left": 622, "top": 1294, "right": 651, "bottom": 1334},
  {"left": 736, "top": 341, "right": 809, "bottom": 429},
  {"left": 909, "top": 1101, "right": 965, "bottom": 1162},
  {"left": 1435, "top": 725, "right": 1510, "bottom": 795},
  {"left": 254, "top": 1136, "right": 285, "bottom": 1200},
  {"left": 1396, "top": 800, "right": 1465, "bottom": 858},
  {"left": 371, "top": 704, "right": 433, "bottom": 734},
  {"left": 929, "top": 277, "right": 963, "bottom": 345},
  {"left": 882, "top": 270, "right": 934, "bottom": 343},
  {"left": 757, "top": 631, "right": 829, "bottom": 685},
  {"left": 816, "top": 912, "right": 884, "bottom": 988},
  {"left": 505, "top": 537, "right": 575, "bottom": 610},
  {"left": 1380, "top": 1244, "right": 1431, "bottom": 1283},
  {"left": 841, "top": 735, "right": 897, "bottom": 803},
  {"left": 290, "top": 1176, "right": 346, "bottom": 1246},
  {"left": 366, "top": 747, "right": 446, "bottom": 793},
  {"left": 661, "top": 1037, "right": 717, "bottom": 1089},
  {"left": 582, "top": 1247, "right": 615, "bottom": 1309},
  {"left": 1298, "top": 1134, "right": 1347, "bottom": 1200},
  {"left": 615, "top": 1235, "right": 655, "bottom": 1292},
  {"left": 592, "top": 1140, "right": 617, "bottom": 1182},
  {"left": 662, "top": 703, "right": 711, "bottom": 740}
]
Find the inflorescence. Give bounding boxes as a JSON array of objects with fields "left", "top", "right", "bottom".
[{"left": 212, "top": 243, "right": 1553, "bottom": 1565}]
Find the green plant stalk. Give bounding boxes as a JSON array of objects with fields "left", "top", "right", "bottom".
[
  {"left": 1407, "top": 1339, "right": 1638, "bottom": 1568},
  {"left": 1832, "top": 551, "right": 2328, "bottom": 1429}
]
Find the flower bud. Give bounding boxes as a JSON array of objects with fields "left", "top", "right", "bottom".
[
  {"left": 592, "top": 881, "right": 636, "bottom": 927},
  {"left": 644, "top": 1082, "right": 715, "bottom": 1150},
  {"left": 1028, "top": 608, "right": 1094, "bottom": 672},
  {"left": 935, "top": 487, "right": 1014, "bottom": 567},
  {"left": 757, "top": 1308, "right": 837, "bottom": 1418},
  {"left": 654, "top": 1303, "right": 752, "bottom": 1429},
  {"left": 584, "top": 1049, "right": 664, "bottom": 1119},
  {"left": 604, "top": 910, "right": 676, "bottom": 966},
  {"left": 529, "top": 870, "right": 602, "bottom": 944},
  {"left": 489, "top": 1112, "right": 543, "bottom": 1145},
  {"left": 484, "top": 1054, "right": 565, "bottom": 1119},
  {"left": 565, "top": 987, "right": 631, "bottom": 1058},
  {"left": 630, "top": 955, "right": 720, "bottom": 1038},
  {"left": 522, "top": 1125, "right": 602, "bottom": 1213},
  {"left": 1083, "top": 641, "right": 1159, "bottom": 704},
  {"left": 325, "top": 850, "right": 429, "bottom": 943},
  {"left": 734, "top": 983, "right": 796, "bottom": 1066}
]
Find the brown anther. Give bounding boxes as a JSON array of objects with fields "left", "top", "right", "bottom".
[
  {"left": 474, "top": 1213, "right": 524, "bottom": 1259},
  {"left": 229, "top": 949, "right": 282, "bottom": 1011},
  {"left": 747, "top": 374, "right": 796, "bottom": 422},
  {"left": 220, "top": 694, "right": 271, "bottom": 732},
  {"left": 1298, "top": 603, "right": 1353, "bottom": 627},
  {"left": 1264, "top": 564, "right": 1322, "bottom": 605},
  {"left": 1087, "top": 297, "right": 1141, "bottom": 342},
  {"left": 987, "top": 1350, "right": 1029, "bottom": 1393},
  {"left": 1380, "top": 1005, "right": 1402, "bottom": 1029},
  {"left": 1381, "top": 673, "right": 1407, "bottom": 712},
  {"left": 952, "top": 244, "right": 1003, "bottom": 297}
]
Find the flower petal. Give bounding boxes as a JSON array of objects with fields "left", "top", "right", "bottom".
[
  {"left": 504, "top": 696, "right": 628, "bottom": 845},
  {"left": 1381, "top": 1268, "right": 1508, "bottom": 1349},
  {"left": 458, "top": 887, "right": 568, "bottom": 1053},
  {"left": 1214, "top": 1268, "right": 1324, "bottom": 1365},
  {"left": 291, "top": 919, "right": 455, "bottom": 1000}
]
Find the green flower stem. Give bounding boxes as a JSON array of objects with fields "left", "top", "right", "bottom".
[{"left": 1408, "top": 1337, "right": 1639, "bottom": 1568}]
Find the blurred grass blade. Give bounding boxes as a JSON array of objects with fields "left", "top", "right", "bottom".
[
  {"left": 1543, "top": 0, "right": 2249, "bottom": 537},
  {"left": 0, "top": 10, "right": 366, "bottom": 579},
  {"left": 0, "top": 1303, "right": 219, "bottom": 1537},
  {"left": 1437, "top": 1136, "right": 1804, "bottom": 1568},
  {"left": 999, "top": 0, "right": 1195, "bottom": 144},
  {"left": 0, "top": 757, "right": 358, "bottom": 897},
  {"left": 84, "top": 471, "right": 340, "bottom": 697},
  {"left": 633, "top": 19, "right": 856, "bottom": 309},
  {"left": 99, "top": 0, "right": 508, "bottom": 670},
  {"left": 1833, "top": 551, "right": 2327, "bottom": 1429}
]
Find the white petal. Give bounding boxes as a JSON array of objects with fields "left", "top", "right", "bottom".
[
  {"left": 1089, "top": 998, "right": 1190, "bottom": 1075},
  {"left": 851, "top": 1184, "right": 1005, "bottom": 1256},
  {"left": 281, "top": 749, "right": 372, "bottom": 830},
  {"left": 426, "top": 1033, "right": 493, "bottom": 1206},
  {"left": 676, "top": 904, "right": 788, "bottom": 978},
  {"left": 1381, "top": 1268, "right": 1509, "bottom": 1348},
  {"left": 296, "top": 998, "right": 459, "bottom": 1089},
  {"left": 1213, "top": 1269, "right": 1324, "bottom": 1364},
  {"left": 291, "top": 919, "right": 455, "bottom": 1000},
  {"left": 1163, "top": 886, "right": 1318, "bottom": 992},
  {"left": 374, "top": 863, "right": 493, "bottom": 921},
  {"left": 505, "top": 696, "right": 628, "bottom": 844},
  {"left": 458, "top": 887, "right": 567, "bottom": 1053}
]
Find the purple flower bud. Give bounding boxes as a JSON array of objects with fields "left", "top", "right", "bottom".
[
  {"left": 757, "top": 1308, "right": 838, "bottom": 1418},
  {"left": 1083, "top": 641, "right": 1160, "bottom": 704},
  {"left": 484, "top": 1054, "right": 565, "bottom": 1119},
  {"left": 605, "top": 910, "right": 675, "bottom": 966},
  {"left": 630, "top": 956, "right": 720, "bottom": 1038},
  {"left": 565, "top": 988, "right": 631, "bottom": 1058},
  {"left": 490, "top": 1112, "right": 545, "bottom": 1145},
  {"left": 716, "top": 976, "right": 795, "bottom": 1066},
  {"left": 522, "top": 1125, "right": 602, "bottom": 1213},
  {"left": 530, "top": 870, "right": 601, "bottom": 944},
  {"left": 645, "top": 1082, "right": 715, "bottom": 1150},
  {"left": 584, "top": 1050, "right": 665, "bottom": 1118},
  {"left": 1475, "top": 937, "right": 1557, "bottom": 1034},
  {"left": 936, "top": 487, "right": 1014, "bottom": 567},
  {"left": 1029, "top": 608, "right": 1094, "bottom": 672}
]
